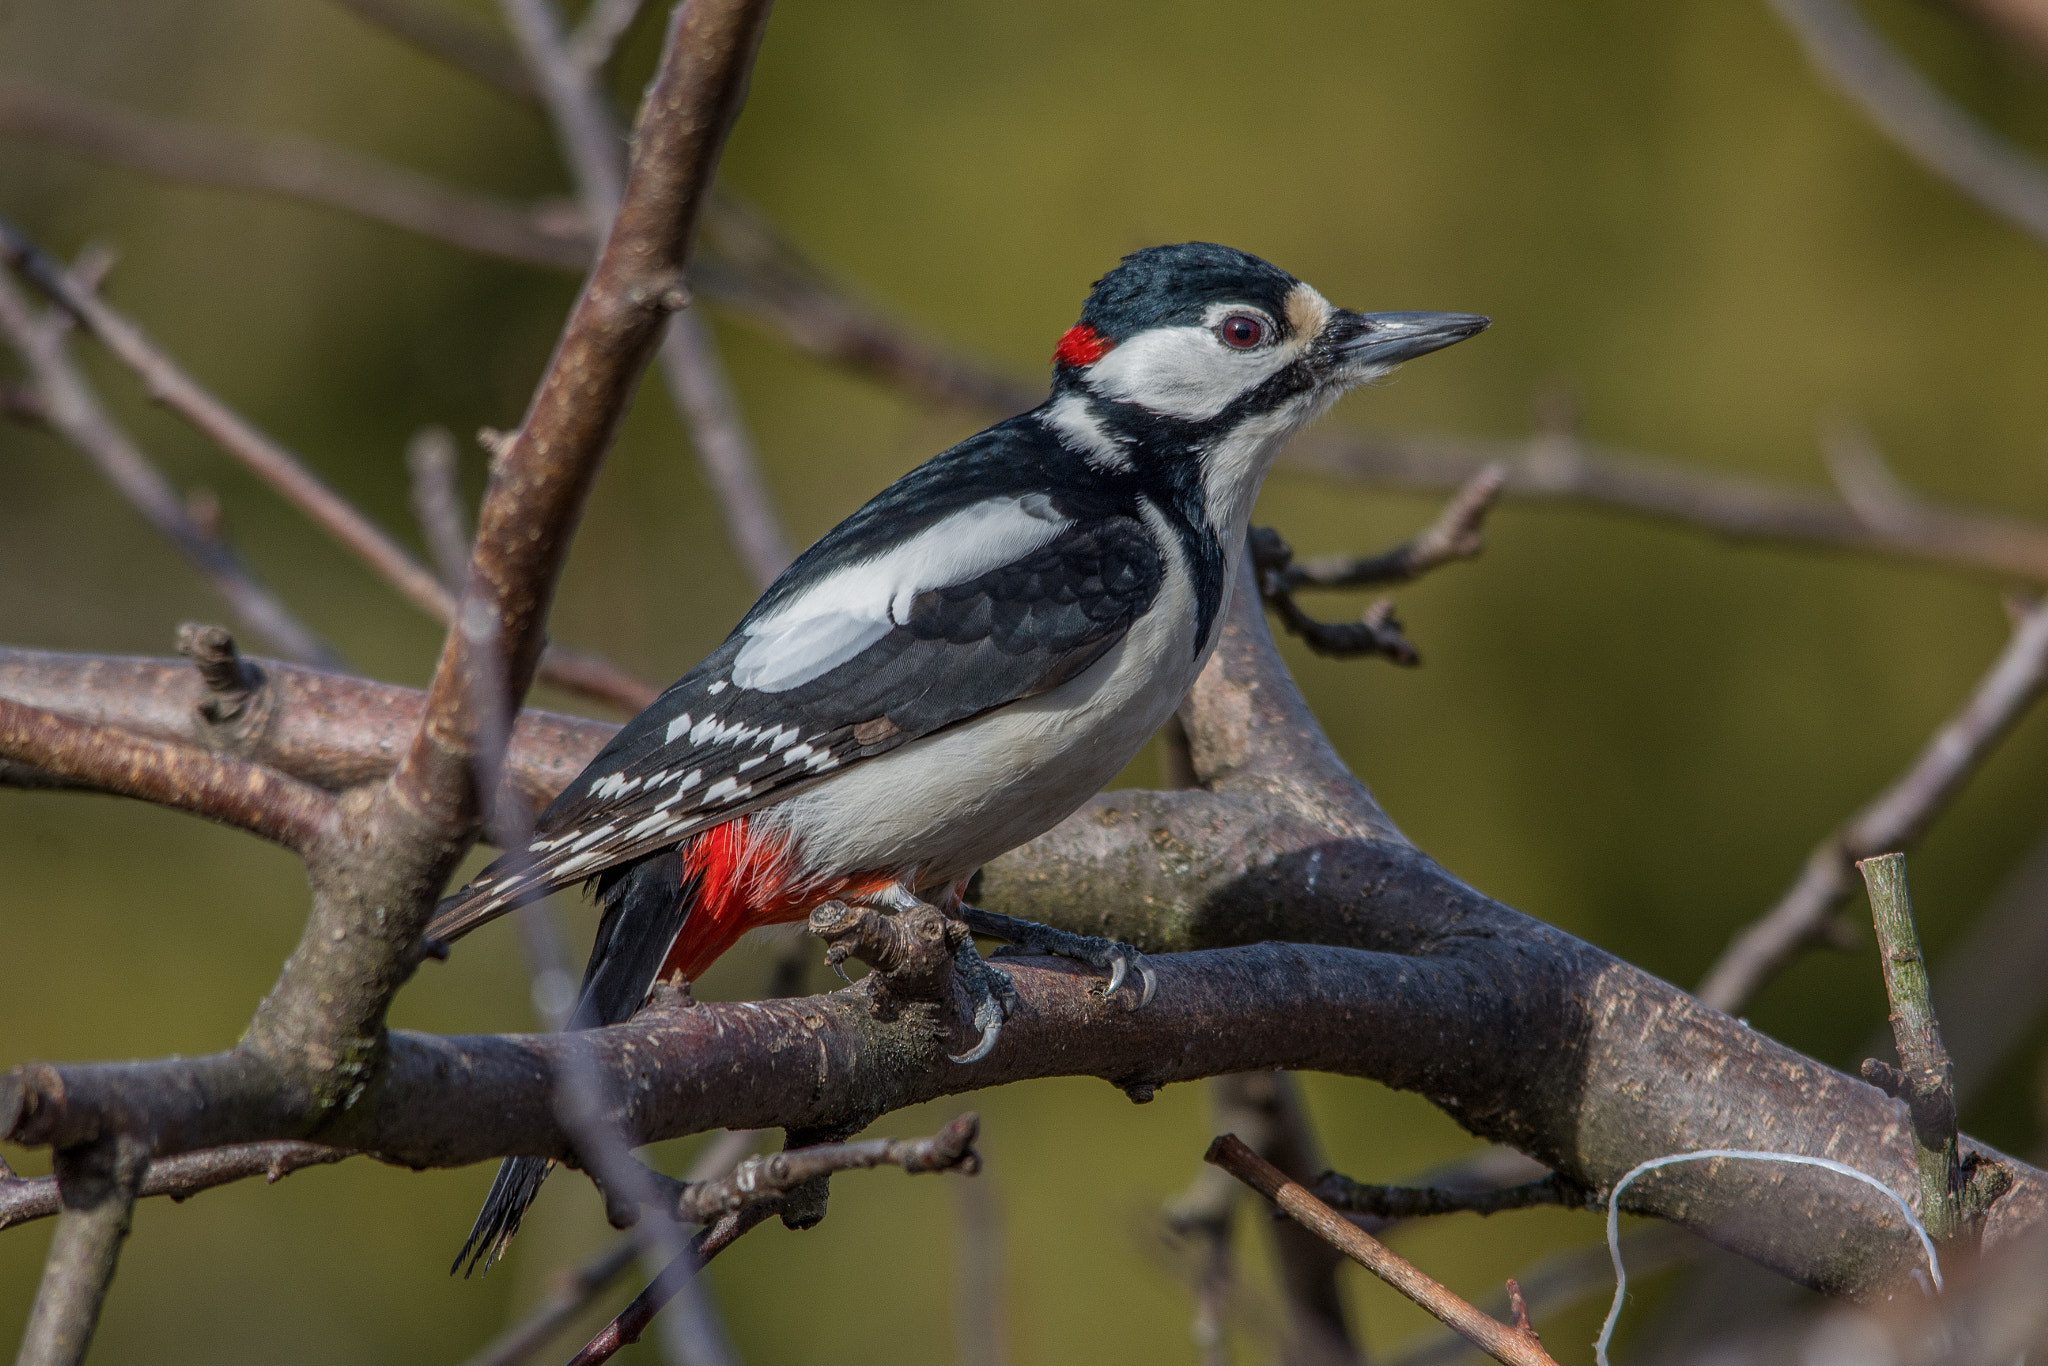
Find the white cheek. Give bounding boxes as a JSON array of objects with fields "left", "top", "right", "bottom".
[{"left": 1084, "top": 326, "right": 1291, "bottom": 421}]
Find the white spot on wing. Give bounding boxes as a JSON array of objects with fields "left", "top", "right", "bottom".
[
  {"left": 707, "top": 679, "right": 728, "bottom": 694},
  {"left": 730, "top": 495, "right": 1072, "bottom": 692},
  {"left": 664, "top": 712, "right": 693, "bottom": 744}
]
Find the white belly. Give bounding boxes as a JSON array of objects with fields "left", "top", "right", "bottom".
[{"left": 764, "top": 505, "right": 1221, "bottom": 890}]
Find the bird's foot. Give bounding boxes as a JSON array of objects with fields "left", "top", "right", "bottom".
[
  {"left": 947, "top": 936, "right": 1018, "bottom": 1065},
  {"left": 955, "top": 903, "right": 1157, "bottom": 1008}
]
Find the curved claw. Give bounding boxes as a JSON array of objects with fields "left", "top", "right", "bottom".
[
  {"left": 1103, "top": 950, "right": 1128, "bottom": 999},
  {"left": 949, "top": 1017, "right": 1003, "bottom": 1065},
  {"left": 1135, "top": 956, "right": 1158, "bottom": 1008}
]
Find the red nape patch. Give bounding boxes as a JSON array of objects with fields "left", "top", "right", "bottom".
[{"left": 1053, "top": 323, "right": 1113, "bottom": 368}]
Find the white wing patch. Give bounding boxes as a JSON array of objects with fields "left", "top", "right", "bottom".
[{"left": 730, "top": 494, "right": 1071, "bottom": 692}]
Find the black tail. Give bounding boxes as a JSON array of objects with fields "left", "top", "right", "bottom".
[{"left": 451, "top": 849, "right": 697, "bottom": 1276}]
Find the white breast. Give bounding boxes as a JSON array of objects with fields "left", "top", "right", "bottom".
[{"left": 763, "top": 497, "right": 1212, "bottom": 890}]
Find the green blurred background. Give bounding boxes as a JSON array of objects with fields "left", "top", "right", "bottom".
[{"left": 4, "top": 0, "right": 2048, "bottom": 1361}]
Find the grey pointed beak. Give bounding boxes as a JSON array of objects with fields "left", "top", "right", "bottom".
[{"left": 1331, "top": 310, "right": 1491, "bottom": 366}]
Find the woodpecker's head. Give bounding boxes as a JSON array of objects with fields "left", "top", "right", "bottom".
[
  {"left": 1043, "top": 245, "right": 1486, "bottom": 529},
  {"left": 1053, "top": 242, "right": 1486, "bottom": 424}
]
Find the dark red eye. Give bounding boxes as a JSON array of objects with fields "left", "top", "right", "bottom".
[{"left": 1219, "top": 314, "right": 1265, "bottom": 349}]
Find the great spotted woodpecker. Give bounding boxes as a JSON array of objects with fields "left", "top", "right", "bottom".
[{"left": 435, "top": 242, "right": 1486, "bottom": 1272}]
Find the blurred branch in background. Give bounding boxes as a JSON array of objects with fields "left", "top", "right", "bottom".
[
  {"left": 1770, "top": 0, "right": 2048, "bottom": 250},
  {"left": 21, "top": 75, "right": 2048, "bottom": 601},
  {"left": 1941, "top": 0, "right": 2048, "bottom": 68},
  {"left": 953, "top": 1164, "right": 1007, "bottom": 1366},
  {"left": 1207, "top": 1136, "right": 1560, "bottom": 1366},
  {"left": 500, "top": 0, "right": 791, "bottom": 589},
  {"left": 325, "top": 0, "right": 540, "bottom": 101},
  {"left": 457, "top": 1128, "right": 763, "bottom": 1366},
  {"left": 1161, "top": 1074, "right": 1362, "bottom": 1366},
  {"left": 0, "top": 218, "right": 658, "bottom": 712},
  {"left": 1695, "top": 591, "right": 2048, "bottom": 1013},
  {"left": 0, "top": 261, "right": 339, "bottom": 666},
  {"left": 405, "top": 426, "right": 473, "bottom": 595},
  {"left": 0, "top": 1141, "right": 352, "bottom": 1232}
]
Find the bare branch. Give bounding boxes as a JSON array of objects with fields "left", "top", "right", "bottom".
[
  {"left": 9, "top": 575, "right": 2048, "bottom": 1299},
  {"left": 662, "top": 1112, "right": 981, "bottom": 1224},
  {"left": 566, "top": 0, "right": 651, "bottom": 74},
  {"left": 1696, "top": 593, "right": 2048, "bottom": 1012},
  {"left": 693, "top": 191, "right": 1040, "bottom": 415},
  {"left": 0, "top": 261, "right": 337, "bottom": 666},
  {"left": 1282, "top": 463, "right": 1508, "bottom": 590},
  {"left": 566, "top": 1204, "right": 776, "bottom": 1366},
  {"left": 0, "top": 1142, "right": 350, "bottom": 1232},
  {"left": 0, "top": 219, "right": 654, "bottom": 713},
  {"left": 0, "top": 693, "right": 334, "bottom": 851},
  {"left": 954, "top": 1169, "right": 1007, "bottom": 1366},
  {"left": 1207, "top": 1135, "right": 1560, "bottom": 1366},
  {"left": 0, "top": 76, "right": 585, "bottom": 270},
  {"left": 501, "top": 0, "right": 792, "bottom": 589},
  {"left": 1284, "top": 429, "right": 2048, "bottom": 585},
  {"left": 1382, "top": 1228, "right": 1696, "bottom": 1366},
  {"left": 459, "top": 1128, "right": 762, "bottom": 1366},
  {"left": 324, "top": 0, "right": 539, "bottom": 102},
  {"left": 14, "top": 1136, "right": 148, "bottom": 1366},
  {"left": 1770, "top": 0, "right": 2048, "bottom": 249},
  {"left": 405, "top": 427, "right": 473, "bottom": 593},
  {"left": 657, "top": 313, "right": 791, "bottom": 588},
  {"left": 1249, "top": 463, "right": 1505, "bottom": 664},
  {"left": 388, "top": 0, "right": 770, "bottom": 820}
]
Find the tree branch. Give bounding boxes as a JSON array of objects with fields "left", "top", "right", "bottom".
[
  {"left": 566, "top": 1204, "right": 775, "bottom": 1366},
  {"left": 0, "top": 1142, "right": 350, "bottom": 1233},
  {"left": 1283, "top": 429, "right": 2048, "bottom": 586},
  {"left": 0, "top": 76, "right": 585, "bottom": 270},
  {"left": 0, "top": 219, "right": 654, "bottom": 713},
  {"left": 1695, "top": 592, "right": 2048, "bottom": 1013},
  {"left": 0, "top": 693, "right": 334, "bottom": 851},
  {"left": 405, "top": 427, "right": 473, "bottom": 594},
  {"left": 1207, "top": 1135, "right": 1560, "bottom": 1366},
  {"left": 1770, "top": 0, "right": 2048, "bottom": 249},
  {"left": 500, "top": 0, "right": 792, "bottom": 590},
  {"left": 0, "top": 257, "right": 337, "bottom": 666},
  {"left": 13, "top": 1136, "right": 148, "bottom": 1366},
  {"left": 7, "top": 569, "right": 2048, "bottom": 1299}
]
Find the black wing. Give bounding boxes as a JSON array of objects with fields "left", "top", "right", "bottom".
[{"left": 430, "top": 512, "right": 1162, "bottom": 940}]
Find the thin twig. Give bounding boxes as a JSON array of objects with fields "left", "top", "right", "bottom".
[
  {"left": 14, "top": 1136, "right": 148, "bottom": 1366},
  {"left": 0, "top": 219, "right": 656, "bottom": 713},
  {"left": 0, "top": 76, "right": 585, "bottom": 271},
  {"left": 1857, "top": 853, "right": 1978, "bottom": 1244},
  {"left": 0, "top": 262, "right": 337, "bottom": 666},
  {"left": 1249, "top": 465, "right": 1503, "bottom": 665},
  {"left": 954, "top": 1168, "right": 1008, "bottom": 1366},
  {"left": 566, "top": 0, "right": 651, "bottom": 75},
  {"left": 1281, "top": 464, "right": 1508, "bottom": 590},
  {"left": 406, "top": 427, "right": 473, "bottom": 593},
  {"left": 0, "top": 1141, "right": 351, "bottom": 1232},
  {"left": 0, "top": 695, "right": 334, "bottom": 852},
  {"left": 458, "top": 1129, "right": 762, "bottom": 1366},
  {"left": 1770, "top": 0, "right": 2048, "bottom": 249},
  {"left": 1380, "top": 1227, "right": 1696, "bottom": 1366},
  {"left": 1205, "top": 1136, "right": 1560, "bottom": 1366},
  {"left": 500, "top": 0, "right": 791, "bottom": 589},
  {"left": 1696, "top": 594, "right": 2048, "bottom": 1012},
  {"left": 1284, "top": 429, "right": 2048, "bottom": 586},
  {"left": 566, "top": 1203, "right": 777, "bottom": 1366},
  {"left": 570, "top": 1117, "right": 983, "bottom": 1366},
  {"left": 662, "top": 1113, "right": 982, "bottom": 1224},
  {"left": 1311, "top": 1171, "right": 1591, "bottom": 1220}
]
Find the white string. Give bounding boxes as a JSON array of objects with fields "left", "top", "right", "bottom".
[{"left": 1595, "top": 1148, "right": 1942, "bottom": 1366}]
